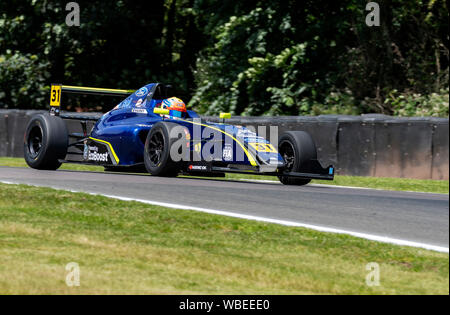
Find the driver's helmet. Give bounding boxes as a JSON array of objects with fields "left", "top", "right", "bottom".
[{"left": 161, "top": 97, "right": 186, "bottom": 117}]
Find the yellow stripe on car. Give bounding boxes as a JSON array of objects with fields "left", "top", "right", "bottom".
[
  {"left": 62, "top": 85, "right": 135, "bottom": 94},
  {"left": 179, "top": 119, "right": 258, "bottom": 167},
  {"left": 89, "top": 137, "right": 120, "bottom": 164}
]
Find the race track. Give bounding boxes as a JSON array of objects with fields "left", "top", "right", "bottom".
[{"left": 1, "top": 166, "right": 448, "bottom": 249}]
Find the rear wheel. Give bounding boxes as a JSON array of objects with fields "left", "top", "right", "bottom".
[
  {"left": 143, "top": 122, "right": 181, "bottom": 177},
  {"left": 278, "top": 131, "right": 317, "bottom": 186},
  {"left": 23, "top": 114, "right": 68, "bottom": 170}
]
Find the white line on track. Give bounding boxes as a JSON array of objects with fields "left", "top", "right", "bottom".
[
  {"left": 236, "top": 178, "right": 374, "bottom": 189},
  {"left": 1, "top": 180, "right": 448, "bottom": 253},
  {"left": 238, "top": 178, "right": 448, "bottom": 194}
]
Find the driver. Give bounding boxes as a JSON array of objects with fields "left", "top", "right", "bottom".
[{"left": 161, "top": 97, "right": 187, "bottom": 118}]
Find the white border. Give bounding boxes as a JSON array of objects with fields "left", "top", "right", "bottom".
[{"left": 237, "top": 179, "right": 448, "bottom": 195}]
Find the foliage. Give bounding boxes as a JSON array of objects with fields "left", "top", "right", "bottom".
[
  {"left": 0, "top": 0, "right": 200, "bottom": 109},
  {"left": 190, "top": 0, "right": 449, "bottom": 116},
  {"left": 0, "top": 0, "right": 448, "bottom": 116},
  {"left": 0, "top": 51, "right": 50, "bottom": 108},
  {"left": 385, "top": 88, "right": 449, "bottom": 117}
]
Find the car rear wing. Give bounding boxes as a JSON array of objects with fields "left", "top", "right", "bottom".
[{"left": 49, "top": 83, "right": 135, "bottom": 117}]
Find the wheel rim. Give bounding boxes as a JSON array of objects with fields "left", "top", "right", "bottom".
[
  {"left": 28, "top": 126, "right": 43, "bottom": 159},
  {"left": 148, "top": 131, "right": 165, "bottom": 166},
  {"left": 279, "top": 140, "right": 296, "bottom": 172}
]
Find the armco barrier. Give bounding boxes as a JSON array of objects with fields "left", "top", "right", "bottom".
[
  {"left": 0, "top": 110, "right": 48, "bottom": 158},
  {"left": 0, "top": 110, "right": 448, "bottom": 180},
  {"left": 373, "top": 117, "right": 432, "bottom": 179},
  {"left": 202, "top": 114, "right": 449, "bottom": 180},
  {"left": 336, "top": 116, "right": 377, "bottom": 177},
  {"left": 432, "top": 119, "right": 449, "bottom": 180},
  {"left": 0, "top": 110, "right": 9, "bottom": 157}
]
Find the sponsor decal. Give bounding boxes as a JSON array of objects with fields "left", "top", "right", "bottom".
[
  {"left": 168, "top": 115, "right": 181, "bottom": 120},
  {"left": 183, "top": 128, "right": 191, "bottom": 140},
  {"left": 243, "top": 136, "right": 266, "bottom": 143},
  {"left": 248, "top": 142, "right": 277, "bottom": 153},
  {"left": 135, "top": 87, "right": 148, "bottom": 97},
  {"left": 223, "top": 144, "right": 233, "bottom": 161},
  {"left": 132, "top": 108, "right": 148, "bottom": 114},
  {"left": 136, "top": 98, "right": 147, "bottom": 107},
  {"left": 181, "top": 128, "right": 191, "bottom": 148},
  {"left": 188, "top": 165, "right": 207, "bottom": 171},
  {"left": 83, "top": 140, "right": 89, "bottom": 160},
  {"left": 120, "top": 98, "right": 132, "bottom": 108},
  {"left": 237, "top": 129, "right": 257, "bottom": 137},
  {"left": 269, "top": 157, "right": 282, "bottom": 165},
  {"left": 86, "top": 145, "right": 109, "bottom": 162}
]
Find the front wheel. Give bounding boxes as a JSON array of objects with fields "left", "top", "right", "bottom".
[
  {"left": 143, "top": 122, "right": 181, "bottom": 177},
  {"left": 278, "top": 131, "right": 317, "bottom": 186}
]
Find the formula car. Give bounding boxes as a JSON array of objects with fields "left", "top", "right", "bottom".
[{"left": 23, "top": 83, "right": 334, "bottom": 185}]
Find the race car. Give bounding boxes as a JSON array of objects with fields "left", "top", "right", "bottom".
[{"left": 23, "top": 83, "right": 334, "bottom": 185}]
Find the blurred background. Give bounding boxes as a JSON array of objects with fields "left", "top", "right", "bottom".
[{"left": 0, "top": 0, "right": 448, "bottom": 116}]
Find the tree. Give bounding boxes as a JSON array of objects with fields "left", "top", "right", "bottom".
[{"left": 0, "top": 0, "right": 448, "bottom": 117}]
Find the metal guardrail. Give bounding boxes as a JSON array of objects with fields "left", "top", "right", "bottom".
[{"left": 0, "top": 110, "right": 448, "bottom": 180}]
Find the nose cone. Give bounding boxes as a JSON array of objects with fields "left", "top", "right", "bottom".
[
  {"left": 233, "top": 127, "right": 284, "bottom": 167},
  {"left": 255, "top": 150, "right": 285, "bottom": 167}
]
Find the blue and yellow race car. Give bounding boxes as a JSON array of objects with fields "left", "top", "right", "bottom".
[{"left": 23, "top": 83, "right": 334, "bottom": 185}]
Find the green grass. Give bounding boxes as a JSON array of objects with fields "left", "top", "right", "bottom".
[
  {"left": 0, "top": 157, "right": 103, "bottom": 172},
  {"left": 0, "top": 183, "right": 448, "bottom": 294},
  {"left": 0, "top": 157, "right": 448, "bottom": 194},
  {"left": 223, "top": 173, "right": 449, "bottom": 194}
]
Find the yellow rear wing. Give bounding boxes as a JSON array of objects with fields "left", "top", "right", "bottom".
[{"left": 49, "top": 83, "right": 135, "bottom": 115}]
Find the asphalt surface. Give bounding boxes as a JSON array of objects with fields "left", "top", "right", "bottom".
[{"left": 0, "top": 166, "right": 448, "bottom": 248}]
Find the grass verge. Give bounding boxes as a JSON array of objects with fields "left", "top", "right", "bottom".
[
  {"left": 0, "top": 183, "right": 448, "bottom": 294},
  {"left": 223, "top": 173, "right": 449, "bottom": 194},
  {"left": 0, "top": 157, "right": 104, "bottom": 172},
  {"left": 0, "top": 157, "right": 448, "bottom": 194}
]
